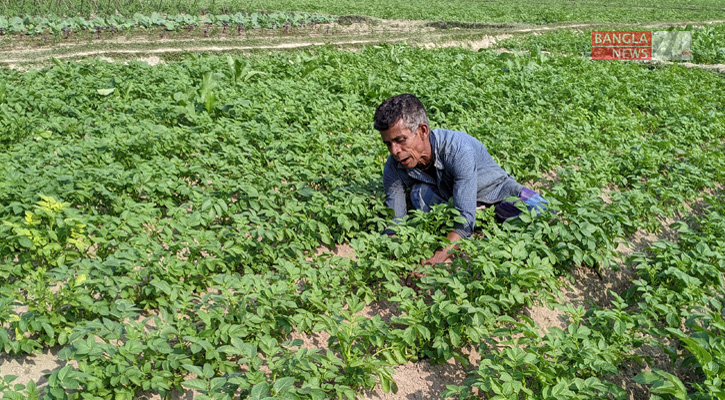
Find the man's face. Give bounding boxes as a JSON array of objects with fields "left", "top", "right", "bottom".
[{"left": 380, "top": 119, "right": 431, "bottom": 169}]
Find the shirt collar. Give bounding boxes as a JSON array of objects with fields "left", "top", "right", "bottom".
[{"left": 430, "top": 130, "right": 443, "bottom": 170}]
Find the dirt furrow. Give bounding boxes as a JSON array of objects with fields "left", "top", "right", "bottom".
[{"left": 2, "top": 19, "right": 724, "bottom": 67}]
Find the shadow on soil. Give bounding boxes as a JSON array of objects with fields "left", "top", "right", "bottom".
[{"left": 0, "top": 345, "right": 67, "bottom": 389}]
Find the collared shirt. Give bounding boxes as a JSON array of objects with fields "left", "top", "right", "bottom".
[{"left": 383, "top": 128, "right": 523, "bottom": 238}]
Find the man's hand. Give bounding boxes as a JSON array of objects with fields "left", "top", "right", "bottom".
[
  {"left": 421, "top": 231, "right": 462, "bottom": 266},
  {"left": 423, "top": 247, "right": 452, "bottom": 266}
]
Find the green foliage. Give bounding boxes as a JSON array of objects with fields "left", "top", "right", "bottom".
[
  {"left": 0, "top": 375, "right": 40, "bottom": 400},
  {"left": 2, "top": 0, "right": 724, "bottom": 24},
  {"left": 443, "top": 316, "right": 628, "bottom": 399},
  {"left": 0, "top": 44, "right": 723, "bottom": 398},
  {"left": 0, "top": 12, "right": 334, "bottom": 35},
  {"left": 692, "top": 23, "right": 725, "bottom": 64},
  {"left": 625, "top": 207, "right": 725, "bottom": 399}
]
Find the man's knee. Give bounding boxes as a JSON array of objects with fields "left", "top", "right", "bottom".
[
  {"left": 494, "top": 187, "right": 549, "bottom": 221},
  {"left": 519, "top": 187, "right": 549, "bottom": 211}
]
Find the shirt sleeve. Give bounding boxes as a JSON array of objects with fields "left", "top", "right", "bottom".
[
  {"left": 382, "top": 159, "right": 407, "bottom": 234},
  {"left": 449, "top": 147, "right": 477, "bottom": 238}
]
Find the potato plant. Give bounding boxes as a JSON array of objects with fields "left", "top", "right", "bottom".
[
  {"left": 0, "top": 12, "right": 335, "bottom": 36},
  {"left": 0, "top": 44, "right": 723, "bottom": 398}
]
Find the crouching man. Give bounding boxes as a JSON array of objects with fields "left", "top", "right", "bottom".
[{"left": 375, "top": 94, "right": 548, "bottom": 265}]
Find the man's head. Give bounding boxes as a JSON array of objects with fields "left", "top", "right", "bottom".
[
  {"left": 374, "top": 94, "right": 432, "bottom": 169},
  {"left": 373, "top": 94, "right": 429, "bottom": 133}
]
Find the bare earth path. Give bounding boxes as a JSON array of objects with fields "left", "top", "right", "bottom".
[{"left": 1, "top": 18, "right": 724, "bottom": 71}]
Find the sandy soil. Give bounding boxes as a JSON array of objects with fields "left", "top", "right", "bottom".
[
  {"left": 362, "top": 359, "right": 469, "bottom": 400},
  {"left": 0, "top": 348, "right": 67, "bottom": 388}
]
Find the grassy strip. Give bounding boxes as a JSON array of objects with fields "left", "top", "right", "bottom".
[
  {"left": 2, "top": 0, "right": 725, "bottom": 24},
  {"left": 0, "top": 11, "right": 334, "bottom": 36}
]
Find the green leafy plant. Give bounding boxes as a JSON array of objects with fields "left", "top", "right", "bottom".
[
  {"left": 0, "top": 43, "right": 723, "bottom": 399},
  {"left": 0, "top": 375, "right": 40, "bottom": 400}
]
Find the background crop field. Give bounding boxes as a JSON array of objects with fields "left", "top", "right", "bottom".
[{"left": 2, "top": 0, "right": 725, "bottom": 24}]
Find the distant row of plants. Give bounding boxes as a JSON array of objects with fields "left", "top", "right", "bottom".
[
  {"left": 0, "top": 11, "right": 335, "bottom": 35},
  {"left": 1, "top": 0, "right": 723, "bottom": 25}
]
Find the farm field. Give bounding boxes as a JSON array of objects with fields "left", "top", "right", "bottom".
[
  {"left": 3, "top": 0, "right": 725, "bottom": 24},
  {"left": 1, "top": 2, "right": 725, "bottom": 400}
]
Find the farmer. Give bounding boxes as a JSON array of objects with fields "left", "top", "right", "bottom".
[{"left": 375, "top": 94, "right": 548, "bottom": 265}]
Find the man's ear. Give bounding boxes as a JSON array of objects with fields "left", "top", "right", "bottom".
[{"left": 417, "top": 124, "right": 430, "bottom": 138}]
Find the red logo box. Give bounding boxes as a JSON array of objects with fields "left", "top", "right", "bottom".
[{"left": 592, "top": 31, "right": 652, "bottom": 60}]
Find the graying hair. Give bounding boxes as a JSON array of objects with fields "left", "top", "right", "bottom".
[{"left": 373, "top": 94, "right": 429, "bottom": 133}]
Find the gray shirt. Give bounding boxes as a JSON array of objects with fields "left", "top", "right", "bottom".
[{"left": 383, "top": 128, "right": 523, "bottom": 237}]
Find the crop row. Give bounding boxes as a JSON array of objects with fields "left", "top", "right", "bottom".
[
  {"left": 1, "top": 44, "right": 724, "bottom": 398},
  {"left": 2, "top": 0, "right": 724, "bottom": 24},
  {"left": 0, "top": 12, "right": 335, "bottom": 36}
]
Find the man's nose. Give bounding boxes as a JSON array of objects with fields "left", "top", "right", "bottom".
[{"left": 390, "top": 142, "right": 401, "bottom": 156}]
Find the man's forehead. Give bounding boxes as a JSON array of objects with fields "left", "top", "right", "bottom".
[
  {"left": 381, "top": 130, "right": 408, "bottom": 143},
  {"left": 382, "top": 129, "right": 409, "bottom": 137},
  {"left": 380, "top": 120, "right": 413, "bottom": 139}
]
